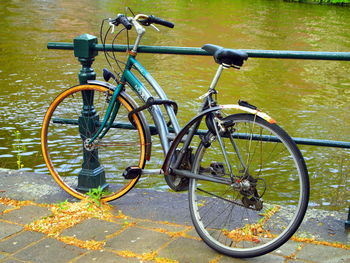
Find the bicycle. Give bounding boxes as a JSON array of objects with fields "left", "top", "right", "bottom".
[{"left": 41, "top": 12, "right": 310, "bottom": 258}]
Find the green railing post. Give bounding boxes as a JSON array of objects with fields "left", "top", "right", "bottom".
[{"left": 73, "top": 34, "right": 108, "bottom": 192}]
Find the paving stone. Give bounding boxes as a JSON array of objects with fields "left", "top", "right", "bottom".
[
  {"left": 73, "top": 250, "right": 139, "bottom": 263},
  {"left": 217, "top": 255, "right": 255, "bottom": 263},
  {"left": 296, "top": 244, "right": 350, "bottom": 262},
  {"left": 1, "top": 257, "right": 24, "bottom": 263},
  {"left": 217, "top": 241, "right": 302, "bottom": 262},
  {"left": 158, "top": 237, "right": 218, "bottom": 262},
  {"left": 110, "top": 216, "right": 131, "bottom": 225},
  {"left": 105, "top": 227, "right": 172, "bottom": 254},
  {"left": 0, "top": 253, "right": 8, "bottom": 260},
  {"left": 14, "top": 238, "right": 86, "bottom": 263},
  {"left": 288, "top": 260, "right": 317, "bottom": 263},
  {"left": 0, "top": 171, "right": 74, "bottom": 203},
  {"left": 0, "top": 203, "right": 15, "bottom": 213},
  {"left": 135, "top": 219, "right": 188, "bottom": 233},
  {"left": 0, "top": 205, "right": 51, "bottom": 225},
  {"left": 61, "top": 218, "right": 122, "bottom": 241},
  {"left": 109, "top": 189, "right": 192, "bottom": 225},
  {"left": 0, "top": 230, "right": 45, "bottom": 253},
  {"left": 272, "top": 240, "right": 302, "bottom": 257},
  {"left": 0, "top": 222, "right": 22, "bottom": 240},
  {"left": 185, "top": 227, "right": 201, "bottom": 239},
  {"left": 219, "top": 253, "right": 285, "bottom": 263}
]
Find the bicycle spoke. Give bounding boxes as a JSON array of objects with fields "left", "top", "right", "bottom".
[{"left": 189, "top": 113, "right": 308, "bottom": 257}]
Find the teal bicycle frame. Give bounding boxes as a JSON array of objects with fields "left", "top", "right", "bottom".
[
  {"left": 86, "top": 15, "right": 258, "bottom": 180},
  {"left": 88, "top": 54, "right": 181, "bottom": 155}
]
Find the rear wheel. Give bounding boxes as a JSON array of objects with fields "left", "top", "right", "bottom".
[
  {"left": 189, "top": 113, "right": 309, "bottom": 258},
  {"left": 41, "top": 84, "right": 148, "bottom": 202}
]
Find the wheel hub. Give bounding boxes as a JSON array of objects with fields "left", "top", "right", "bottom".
[{"left": 232, "top": 177, "right": 264, "bottom": 210}]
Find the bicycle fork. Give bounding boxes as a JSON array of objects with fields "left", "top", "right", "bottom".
[{"left": 86, "top": 83, "right": 124, "bottom": 145}]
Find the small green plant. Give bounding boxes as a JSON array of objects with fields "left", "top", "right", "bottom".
[
  {"left": 12, "top": 130, "right": 26, "bottom": 169},
  {"left": 56, "top": 199, "right": 69, "bottom": 210},
  {"left": 86, "top": 186, "right": 110, "bottom": 206}
]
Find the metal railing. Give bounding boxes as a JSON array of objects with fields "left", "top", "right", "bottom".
[{"left": 48, "top": 34, "right": 350, "bottom": 227}]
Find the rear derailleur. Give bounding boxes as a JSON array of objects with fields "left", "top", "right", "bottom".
[{"left": 234, "top": 174, "right": 265, "bottom": 211}]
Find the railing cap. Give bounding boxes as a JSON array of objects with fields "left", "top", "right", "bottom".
[{"left": 73, "top": 34, "right": 98, "bottom": 58}]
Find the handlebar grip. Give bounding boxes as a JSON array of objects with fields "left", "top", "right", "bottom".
[
  {"left": 118, "top": 15, "right": 132, "bottom": 30},
  {"left": 111, "top": 14, "right": 132, "bottom": 30},
  {"left": 148, "top": 15, "right": 174, "bottom": 28}
]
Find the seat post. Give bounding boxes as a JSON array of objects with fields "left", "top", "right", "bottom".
[{"left": 209, "top": 64, "right": 225, "bottom": 90}]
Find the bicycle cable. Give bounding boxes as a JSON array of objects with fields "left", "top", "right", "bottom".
[
  {"left": 100, "top": 19, "right": 118, "bottom": 74},
  {"left": 127, "top": 6, "right": 136, "bottom": 17},
  {"left": 100, "top": 19, "right": 119, "bottom": 76},
  {"left": 100, "top": 18, "right": 129, "bottom": 80},
  {"left": 111, "top": 28, "right": 127, "bottom": 71}
]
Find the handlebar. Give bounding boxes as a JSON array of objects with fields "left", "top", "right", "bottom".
[{"left": 110, "top": 13, "right": 175, "bottom": 30}]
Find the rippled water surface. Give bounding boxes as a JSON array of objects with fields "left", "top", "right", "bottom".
[{"left": 0, "top": 0, "right": 349, "bottom": 211}]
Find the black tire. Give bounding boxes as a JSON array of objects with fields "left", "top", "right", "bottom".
[
  {"left": 42, "top": 84, "right": 148, "bottom": 202},
  {"left": 189, "top": 113, "right": 309, "bottom": 258}
]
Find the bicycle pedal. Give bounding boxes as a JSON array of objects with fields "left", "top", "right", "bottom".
[{"left": 123, "top": 166, "right": 142, "bottom": 179}]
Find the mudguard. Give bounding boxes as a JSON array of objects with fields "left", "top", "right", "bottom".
[{"left": 87, "top": 80, "right": 152, "bottom": 161}]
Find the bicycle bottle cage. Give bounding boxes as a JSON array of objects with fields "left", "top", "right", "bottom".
[{"left": 128, "top": 97, "right": 178, "bottom": 129}]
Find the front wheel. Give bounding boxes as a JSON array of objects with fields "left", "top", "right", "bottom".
[
  {"left": 41, "top": 84, "right": 148, "bottom": 202},
  {"left": 189, "top": 113, "right": 309, "bottom": 258}
]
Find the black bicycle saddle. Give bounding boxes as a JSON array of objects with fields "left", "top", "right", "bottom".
[{"left": 202, "top": 44, "right": 248, "bottom": 67}]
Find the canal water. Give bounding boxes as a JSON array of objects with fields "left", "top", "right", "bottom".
[{"left": 0, "top": 0, "right": 349, "bottom": 212}]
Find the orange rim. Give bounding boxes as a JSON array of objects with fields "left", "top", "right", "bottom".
[{"left": 41, "top": 85, "right": 146, "bottom": 201}]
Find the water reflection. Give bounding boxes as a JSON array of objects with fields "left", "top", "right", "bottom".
[{"left": 0, "top": 0, "right": 349, "bottom": 211}]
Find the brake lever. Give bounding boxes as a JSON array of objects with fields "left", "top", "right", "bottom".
[
  {"left": 150, "top": 24, "right": 160, "bottom": 32},
  {"left": 138, "top": 20, "right": 159, "bottom": 32},
  {"left": 108, "top": 18, "right": 116, "bottom": 33}
]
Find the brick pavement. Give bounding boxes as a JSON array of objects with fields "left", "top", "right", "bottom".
[{"left": 0, "top": 169, "right": 349, "bottom": 263}]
